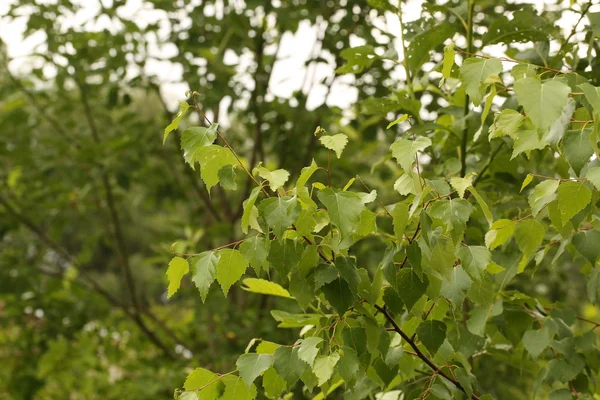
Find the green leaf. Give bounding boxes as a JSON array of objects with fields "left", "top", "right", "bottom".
[
  {"left": 467, "top": 300, "right": 503, "bottom": 336},
  {"left": 335, "top": 256, "right": 361, "bottom": 294},
  {"left": 528, "top": 180, "right": 559, "bottom": 216},
  {"left": 474, "top": 85, "right": 496, "bottom": 141},
  {"left": 312, "top": 353, "right": 340, "bottom": 386},
  {"left": 196, "top": 145, "right": 238, "bottom": 192},
  {"left": 322, "top": 278, "right": 354, "bottom": 315},
  {"left": 467, "top": 187, "right": 493, "bottom": 227},
  {"left": 268, "top": 239, "right": 303, "bottom": 278},
  {"left": 588, "top": 268, "right": 600, "bottom": 304},
  {"left": 428, "top": 198, "right": 472, "bottom": 242},
  {"left": 441, "top": 266, "right": 472, "bottom": 306},
  {"left": 220, "top": 375, "right": 257, "bottom": 400},
  {"left": 317, "top": 188, "right": 365, "bottom": 238},
  {"left": 262, "top": 368, "right": 286, "bottom": 400},
  {"left": 521, "top": 174, "right": 534, "bottom": 192},
  {"left": 416, "top": 320, "right": 447, "bottom": 356},
  {"left": 337, "top": 347, "right": 360, "bottom": 383},
  {"left": 572, "top": 230, "right": 600, "bottom": 264},
  {"left": 184, "top": 368, "right": 223, "bottom": 399},
  {"left": 513, "top": 78, "right": 571, "bottom": 134},
  {"left": 320, "top": 134, "right": 348, "bottom": 158},
  {"left": 272, "top": 346, "right": 308, "bottom": 387},
  {"left": 367, "top": 0, "right": 397, "bottom": 12},
  {"left": 482, "top": 9, "right": 552, "bottom": 45},
  {"left": 522, "top": 327, "right": 552, "bottom": 359},
  {"left": 395, "top": 268, "right": 429, "bottom": 311},
  {"left": 392, "top": 202, "right": 410, "bottom": 241},
  {"left": 406, "top": 22, "right": 456, "bottom": 73},
  {"left": 449, "top": 172, "right": 476, "bottom": 199},
  {"left": 297, "top": 337, "right": 323, "bottom": 366},
  {"left": 564, "top": 129, "right": 593, "bottom": 176},
  {"left": 440, "top": 42, "right": 455, "bottom": 84},
  {"left": 242, "top": 278, "right": 292, "bottom": 298},
  {"left": 511, "top": 129, "right": 547, "bottom": 159},
  {"left": 387, "top": 114, "right": 408, "bottom": 129},
  {"left": 514, "top": 219, "right": 545, "bottom": 258},
  {"left": 166, "top": 256, "right": 189, "bottom": 298},
  {"left": 296, "top": 160, "right": 319, "bottom": 207},
  {"left": 257, "top": 167, "right": 290, "bottom": 191},
  {"left": 557, "top": 181, "right": 592, "bottom": 225},
  {"left": 239, "top": 236, "right": 269, "bottom": 275},
  {"left": 258, "top": 196, "right": 301, "bottom": 237},
  {"left": 579, "top": 83, "right": 600, "bottom": 113},
  {"left": 485, "top": 219, "right": 515, "bottom": 250},
  {"left": 393, "top": 172, "right": 418, "bottom": 195},
  {"left": 241, "top": 187, "right": 262, "bottom": 234},
  {"left": 218, "top": 165, "right": 237, "bottom": 190},
  {"left": 190, "top": 251, "right": 219, "bottom": 302},
  {"left": 459, "top": 57, "right": 503, "bottom": 105},
  {"left": 336, "top": 45, "right": 376, "bottom": 74},
  {"left": 216, "top": 249, "right": 248, "bottom": 296},
  {"left": 457, "top": 246, "right": 491, "bottom": 281},
  {"left": 390, "top": 137, "right": 432, "bottom": 172},
  {"left": 511, "top": 63, "right": 538, "bottom": 80},
  {"left": 488, "top": 109, "right": 524, "bottom": 140},
  {"left": 164, "top": 100, "right": 189, "bottom": 143},
  {"left": 427, "top": 236, "right": 457, "bottom": 279},
  {"left": 586, "top": 166, "right": 600, "bottom": 190},
  {"left": 236, "top": 353, "right": 274, "bottom": 387},
  {"left": 181, "top": 124, "right": 218, "bottom": 165}
]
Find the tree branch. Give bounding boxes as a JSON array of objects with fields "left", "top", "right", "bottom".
[
  {"left": 460, "top": 0, "right": 476, "bottom": 177},
  {"left": 374, "top": 305, "right": 481, "bottom": 400}
]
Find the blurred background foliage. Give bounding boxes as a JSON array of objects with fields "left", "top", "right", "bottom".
[{"left": 0, "top": 0, "right": 599, "bottom": 399}]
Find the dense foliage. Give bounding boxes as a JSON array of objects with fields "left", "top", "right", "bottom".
[{"left": 3, "top": 0, "right": 600, "bottom": 399}]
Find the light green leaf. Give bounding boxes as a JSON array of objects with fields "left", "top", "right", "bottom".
[
  {"left": 258, "top": 196, "right": 301, "bottom": 237},
  {"left": 449, "top": 172, "right": 476, "bottom": 199},
  {"left": 523, "top": 328, "right": 552, "bottom": 359},
  {"left": 557, "top": 181, "right": 592, "bottom": 225},
  {"left": 511, "top": 129, "right": 547, "bottom": 159},
  {"left": 220, "top": 375, "right": 257, "bottom": 400},
  {"left": 166, "top": 256, "right": 189, "bottom": 298},
  {"left": 441, "top": 265, "right": 472, "bottom": 306},
  {"left": 457, "top": 246, "right": 491, "bottom": 281},
  {"left": 320, "top": 134, "right": 348, "bottom": 158},
  {"left": 428, "top": 198, "right": 472, "bottom": 242},
  {"left": 190, "top": 251, "right": 219, "bottom": 302},
  {"left": 317, "top": 188, "right": 365, "bottom": 238},
  {"left": 474, "top": 85, "right": 496, "bottom": 141},
  {"left": 460, "top": 57, "right": 503, "bottom": 105},
  {"left": 184, "top": 368, "right": 223, "bottom": 399},
  {"left": 511, "top": 63, "right": 538, "bottom": 80},
  {"left": 181, "top": 124, "right": 218, "bottom": 165},
  {"left": 486, "top": 262, "right": 505, "bottom": 275},
  {"left": 336, "top": 45, "right": 376, "bottom": 74},
  {"left": 579, "top": 83, "right": 600, "bottom": 113},
  {"left": 484, "top": 219, "right": 515, "bottom": 250},
  {"left": 467, "top": 187, "right": 493, "bottom": 227},
  {"left": 257, "top": 167, "right": 290, "bottom": 191},
  {"left": 513, "top": 78, "right": 571, "bottom": 133},
  {"left": 273, "top": 346, "right": 308, "bottom": 387},
  {"left": 521, "top": 174, "right": 534, "bottom": 192},
  {"left": 164, "top": 100, "right": 189, "bottom": 143},
  {"left": 564, "top": 129, "right": 593, "bottom": 176},
  {"left": 416, "top": 320, "right": 447, "bottom": 356},
  {"left": 390, "top": 137, "right": 432, "bottom": 172},
  {"left": 216, "top": 249, "right": 248, "bottom": 296},
  {"left": 312, "top": 353, "right": 340, "bottom": 386},
  {"left": 514, "top": 220, "right": 545, "bottom": 257},
  {"left": 236, "top": 353, "right": 274, "bottom": 387},
  {"left": 586, "top": 166, "right": 600, "bottom": 190},
  {"left": 440, "top": 42, "right": 455, "bottom": 84},
  {"left": 297, "top": 337, "right": 324, "bottom": 366},
  {"left": 392, "top": 202, "right": 410, "bottom": 241},
  {"left": 393, "top": 173, "right": 418, "bottom": 195},
  {"left": 387, "top": 114, "right": 408, "bottom": 129},
  {"left": 262, "top": 367, "right": 286, "bottom": 400},
  {"left": 241, "top": 278, "right": 292, "bottom": 298},
  {"left": 528, "top": 180, "right": 559, "bottom": 216},
  {"left": 296, "top": 160, "right": 319, "bottom": 207},
  {"left": 488, "top": 109, "right": 524, "bottom": 140},
  {"left": 196, "top": 145, "right": 238, "bottom": 192},
  {"left": 241, "top": 187, "right": 262, "bottom": 234}
]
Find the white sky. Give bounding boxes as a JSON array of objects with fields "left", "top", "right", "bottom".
[{"left": 0, "top": 0, "right": 596, "bottom": 115}]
